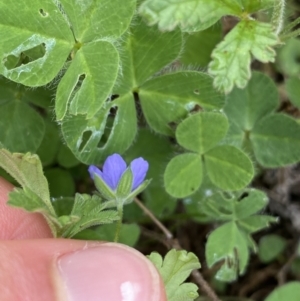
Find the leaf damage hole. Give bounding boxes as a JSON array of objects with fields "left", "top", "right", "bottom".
[
  {"left": 4, "top": 43, "right": 46, "bottom": 70},
  {"left": 97, "top": 107, "right": 119, "bottom": 148},
  {"left": 71, "top": 74, "right": 86, "bottom": 98},
  {"left": 79, "top": 131, "right": 93, "bottom": 152},
  {"left": 194, "top": 89, "right": 200, "bottom": 95},
  {"left": 39, "top": 9, "right": 48, "bottom": 17}
]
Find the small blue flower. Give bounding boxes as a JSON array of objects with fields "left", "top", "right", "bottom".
[{"left": 88, "top": 154, "right": 149, "bottom": 191}]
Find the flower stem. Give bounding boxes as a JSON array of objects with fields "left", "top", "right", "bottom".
[
  {"left": 271, "top": 0, "right": 285, "bottom": 35},
  {"left": 114, "top": 202, "right": 123, "bottom": 242}
]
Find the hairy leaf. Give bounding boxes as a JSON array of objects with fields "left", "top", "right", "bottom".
[
  {"left": 148, "top": 249, "right": 200, "bottom": 301},
  {"left": 208, "top": 20, "right": 278, "bottom": 93}
]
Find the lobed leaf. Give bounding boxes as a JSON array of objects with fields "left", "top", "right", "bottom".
[
  {"left": 208, "top": 20, "right": 278, "bottom": 93},
  {"left": 148, "top": 249, "right": 200, "bottom": 301}
]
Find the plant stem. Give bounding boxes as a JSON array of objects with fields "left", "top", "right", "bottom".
[
  {"left": 271, "top": 0, "right": 286, "bottom": 35},
  {"left": 135, "top": 197, "right": 221, "bottom": 301},
  {"left": 281, "top": 28, "right": 300, "bottom": 41},
  {"left": 281, "top": 16, "right": 300, "bottom": 35},
  {"left": 114, "top": 202, "right": 123, "bottom": 242}
]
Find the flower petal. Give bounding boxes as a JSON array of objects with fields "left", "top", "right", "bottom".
[
  {"left": 88, "top": 165, "right": 103, "bottom": 180},
  {"left": 102, "top": 154, "right": 127, "bottom": 190},
  {"left": 130, "top": 157, "right": 149, "bottom": 190}
]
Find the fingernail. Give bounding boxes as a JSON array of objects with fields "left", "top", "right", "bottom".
[{"left": 57, "top": 243, "right": 162, "bottom": 301}]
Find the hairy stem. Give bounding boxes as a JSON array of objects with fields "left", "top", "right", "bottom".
[
  {"left": 281, "top": 16, "right": 300, "bottom": 35},
  {"left": 114, "top": 203, "right": 123, "bottom": 242},
  {"left": 272, "top": 0, "right": 286, "bottom": 35}
]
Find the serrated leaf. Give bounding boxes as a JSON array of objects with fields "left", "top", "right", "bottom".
[
  {"left": 223, "top": 71, "right": 279, "bottom": 147},
  {"left": 251, "top": 113, "right": 300, "bottom": 167},
  {"left": 206, "top": 221, "right": 249, "bottom": 282},
  {"left": 265, "top": 282, "right": 300, "bottom": 301},
  {"left": 208, "top": 20, "right": 278, "bottom": 93},
  {"left": 164, "top": 153, "right": 203, "bottom": 198},
  {"left": 205, "top": 145, "right": 254, "bottom": 190},
  {"left": 139, "top": 0, "right": 274, "bottom": 32},
  {"left": 140, "top": 72, "right": 225, "bottom": 135},
  {"left": 0, "top": 149, "right": 53, "bottom": 212},
  {"left": 176, "top": 112, "right": 228, "bottom": 154},
  {"left": 8, "top": 187, "right": 58, "bottom": 236},
  {"left": 148, "top": 249, "right": 200, "bottom": 301},
  {"left": 61, "top": 193, "right": 119, "bottom": 238},
  {"left": 138, "top": 0, "right": 230, "bottom": 32},
  {"left": 0, "top": 1, "right": 74, "bottom": 86}
]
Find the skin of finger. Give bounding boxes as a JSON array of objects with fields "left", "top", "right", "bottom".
[
  {"left": 0, "top": 177, "right": 52, "bottom": 239},
  {"left": 0, "top": 239, "right": 167, "bottom": 301}
]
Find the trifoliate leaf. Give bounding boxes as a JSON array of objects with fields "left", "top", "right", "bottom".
[
  {"left": 148, "top": 249, "right": 200, "bottom": 301},
  {"left": 208, "top": 20, "right": 278, "bottom": 93},
  {"left": 204, "top": 190, "right": 276, "bottom": 282},
  {"left": 61, "top": 193, "right": 119, "bottom": 238},
  {"left": 139, "top": 0, "right": 274, "bottom": 32}
]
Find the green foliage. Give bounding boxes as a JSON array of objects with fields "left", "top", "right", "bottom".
[
  {"left": 258, "top": 234, "right": 287, "bottom": 263},
  {"left": 148, "top": 249, "right": 201, "bottom": 301},
  {"left": 285, "top": 77, "right": 300, "bottom": 109},
  {"left": 224, "top": 72, "right": 300, "bottom": 167},
  {"left": 139, "top": 0, "right": 274, "bottom": 32},
  {"left": 264, "top": 282, "right": 300, "bottom": 301},
  {"left": 205, "top": 189, "right": 277, "bottom": 282},
  {"left": 208, "top": 20, "right": 278, "bottom": 93},
  {"left": 164, "top": 112, "right": 254, "bottom": 197}
]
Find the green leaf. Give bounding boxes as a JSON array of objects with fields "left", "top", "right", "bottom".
[
  {"left": 148, "top": 249, "right": 200, "bottom": 301},
  {"left": 0, "top": 149, "right": 52, "bottom": 212},
  {"left": 206, "top": 221, "right": 249, "bottom": 282},
  {"left": 37, "top": 120, "right": 60, "bottom": 167},
  {"left": 205, "top": 145, "right": 254, "bottom": 190},
  {"left": 265, "top": 282, "right": 300, "bottom": 301},
  {"left": 57, "top": 144, "right": 80, "bottom": 168},
  {"left": 208, "top": 20, "right": 278, "bottom": 93},
  {"left": 176, "top": 112, "right": 228, "bottom": 154},
  {"left": 251, "top": 113, "right": 300, "bottom": 167},
  {"left": 115, "top": 18, "right": 182, "bottom": 93},
  {"left": 140, "top": 0, "right": 239, "bottom": 33},
  {"left": 44, "top": 168, "right": 75, "bottom": 197},
  {"left": 285, "top": 77, "right": 300, "bottom": 109},
  {"left": 237, "top": 215, "right": 277, "bottom": 233},
  {"left": 61, "top": 193, "right": 119, "bottom": 238},
  {"left": 139, "top": 0, "right": 274, "bottom": 32},
  {"left": 164, "top": 153, "right": 203, "bottom": 198},
  {"left": 258, "top": 234, "right": 287, "bottom": 263},
  {"left": 8, "top": 187, "right": 58, "bottom": 236},
  {"left": 223, "top": 71, "right": 279, "bottom": 147},
  {"left": 180, "top": 24, "right": 222, "bottom": 66},
  {"left": 0, "top": 98, "right": 45, "bottom": 153},
  {"left": 140, "top": 72, "right": 225, "bottom": 135},
  {"left": 55, "top": 41, "right": 120, "bottom": 120},
  {"left": 61, "top": 93, "right": 137, "bottom": 164},
  {"left": 276, "top": 38, "right": 300, "bottom": 77},
  {"left": 59, "top": 0, "right": 136, "bottom": 42},
  {"left": 0, "top": 0, "right": 74, "bottom": 86}
]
